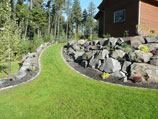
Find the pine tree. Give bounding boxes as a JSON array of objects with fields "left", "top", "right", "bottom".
[
  {"left": 82, "top": 9, "right": 88, "bottom": 38},
  {"left": 0, "top": 0, "right": 21, "bottom": 75},
  {"left": 87, "top": 1, "right": 96, "bottom": 39},
  {"left": 65, "top": 0, "right": 72, "bottom": 42},
  {"left": 72, "top": 0, "right": 82, "bottom": 40}
]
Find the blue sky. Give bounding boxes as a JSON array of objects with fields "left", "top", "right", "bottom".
[{"left": 80, "top": 0, "right": 102, "bottom": 12}]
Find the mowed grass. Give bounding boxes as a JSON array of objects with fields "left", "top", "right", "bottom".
[
  {"left": 0, "top": 44, "right": 158, "bottom": 119},
  {"left": 0, "top": 62, "right": 19, "bottom": 78}
]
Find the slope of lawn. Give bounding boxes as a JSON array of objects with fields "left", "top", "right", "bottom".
[
  {"left": 0, "top": 44, "right": 158, "bottom": 119},
  {"left": 0, "top": 62, "right": 19, "bottom": 78}
]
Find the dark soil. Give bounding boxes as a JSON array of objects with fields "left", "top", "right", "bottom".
[
  {"left": 0, "top": 67, "right": 39, "bottom": 89},
  {"left": 63, "top": 50, "right": 158, "bottom": 89}
]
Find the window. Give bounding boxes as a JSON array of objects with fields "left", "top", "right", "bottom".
[{"left": 114, "top": 9, "right": 126, "bottom": 23}]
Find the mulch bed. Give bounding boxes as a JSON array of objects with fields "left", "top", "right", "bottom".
[{"left": 63, "top": 50, "right": 158, "bottom": 89}]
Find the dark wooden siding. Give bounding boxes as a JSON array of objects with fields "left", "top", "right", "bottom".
[
  {"left": 98, "top": 12, "right": 104, "bottom": 37},
  {"left": 102, "top": 0, "right": 139, "bottom": 37},
  {"left": 140, "top": 0, "right": 158, "bottom": 35}
]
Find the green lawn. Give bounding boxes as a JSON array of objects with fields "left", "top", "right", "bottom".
[
  {"left": 0, "top": 44, "right": 158, "bottom": 119},
  {"left": 0, "top": 61, "right": 19, "bottom": 78}
]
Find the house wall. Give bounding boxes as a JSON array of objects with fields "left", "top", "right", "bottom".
[
  {"left": 102, "top": 0, "right": 139, "bottom": 37},
  {"left": 140, "top": 0, "right": 158, "bottom": 36},
  {"left": 98, "top": 12, "right": 104, "bottom": 37}
]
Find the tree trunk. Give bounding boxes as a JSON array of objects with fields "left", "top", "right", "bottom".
[
  {"left": 57, "top": 16, "right": 60, "bottom": 42},
  {"left": 30, "top": 0, "right": 33, "bottom": 10},
  {"left": 24, "top": 19, "right": 28, "bottom": 39},
  {"left": 54, "top": 17, "right": 57, "bottom": 41},
  {"left": 48, "top": 8, "right": 51, "bottom": 35},
  {"left": 66, "top": 17, "right": 69, "bottom": 44},
  {"left": 8, "top": 50, "right": 11, "bottom": 75}
]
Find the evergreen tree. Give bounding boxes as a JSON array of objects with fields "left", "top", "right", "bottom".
[
  {"left": 0, "top": 0, "right": 21, "bottom": 75},
  {"left": 65, "top": 0, "right": 72, "bottom": 41},
  {"left": 72, "top": 0, "right": 82, "bottom": 40},
  {"left": 87, "top": 1, "right": 96, "bottom": 35},
  {"left": 82, "top": 9, "right": 88, "bottom": 38}
]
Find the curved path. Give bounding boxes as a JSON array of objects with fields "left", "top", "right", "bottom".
[{"left": 0, "top": 44, "right": 158, "bottom": 119}]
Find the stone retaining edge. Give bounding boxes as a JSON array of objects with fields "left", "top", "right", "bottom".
[
  {"left": 61, "top": 46, "right": 157, "bottom": 90},
  {"left": 0, "top": 43, "right": 55, "bottom": 91}
]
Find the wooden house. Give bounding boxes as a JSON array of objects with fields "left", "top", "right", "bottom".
[{"left": 95, "top": 0, "right": 158, "bottom": 37}]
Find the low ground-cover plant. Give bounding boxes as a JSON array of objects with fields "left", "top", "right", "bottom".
[
  {"left": 101, "top": 72, "right": 110, "bottom": 80},
  {"left": 103, "top": 33, "right": 111, "bottom": 38},
  {"left": 152, "top": 50, "right": 158, "bottom": 55},
  {"left": 132, "top": 76, "right": 142, "bottom": 83},
  {"left": 140, "top": 45, "right": 150, "bottom": 53}
]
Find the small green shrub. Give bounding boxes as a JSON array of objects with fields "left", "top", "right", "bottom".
[
  {"left": 149, "top": 30, "right": 155, "bottom": 36},
  {"left": 101, "top": 72, "right": 110, "bottom": 80},
  {"left": 140, "top": 45, "right": 150, "bottom": 53},
  {"left": 103, "top": 33, "right": 111, "bottom": 38},
  {"left": 123, "top": 30, "right": 129, "bottom": 37},
  {"left": 121, "top": 43, "right": 134, "bottom": 52},
  {"left": 58, "top": 32, "right": 67, "bottom": 43}
]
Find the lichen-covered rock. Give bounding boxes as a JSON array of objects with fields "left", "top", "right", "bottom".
[
  {"left": 72, "top": 44, "right": 81, "bottom": 51},
  {"left": 13, "top": 70, "right": 27, "bottom": 81},
  {"left": 100, "top": 58, "right": 121, "bottom": 73},
  {"left": 89, "top": 58, "right": 101, "bottom": 69},
  {"left": 78, "top": 40, "right": 86, "bottom": 45},
  {"left": 108, "top": 37, "right": 118, "bottom": 48},
  {"left": 130, "top": 63, "right": 158, "bottom": 82},
  {"left": 80, "top": 60, "right": 88, "bottom": 68},
  {"left": 95, "top": 49, "right": 109, "bottom": 60},
  {"left": 146, "top": 35, "right": 158, "bottom": 43},
  {"left": 73, "top": 51, "right": 84, "bottom": 61},
  {"left": 111, "top": 50, "right": 125, "bottom": 59},
  {"left": 144, "top": 43, "right": 158, "bottom": 51},
  {"left": 128, "top": 50, "right": 153, "bottom": 63},
  {"left": 150, "top": 55, "right": 158, "bottom": 66},
  {"left": 98, "top": 38, "right": 109, "bottom": 46},
  {"left": 121, "top": 61, "right": 132, "bottom": 74},
  {"left": 111, "top": 71, "right": 127, "bottom": 82},
  {"left": 130, "top": 36, "right": 145, "bottom": 46},
  {"left": 82, "top": 51, "right": 96, "bottom": 60}
]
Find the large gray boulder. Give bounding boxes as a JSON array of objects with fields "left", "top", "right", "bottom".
[
  {"left": 13, "top": 70, "right": 27, "bottom": 80},
  {"left": 129, "top": 36, "right": 145, "bottom": 47},
  {"left": 80, "top": 60, "right": 88, "bottom": 68},
  {"left": 67, "top": 47, "right": 75, "bottom": 55},
  {"left": 121, "top": 61, "right": 132, "bottom": 74},
  {"left": 72, "top": 44, "right": 81, "bottom": 51},
  {"left": 108, "top": 37, "right": 118, "bottom": 48},
  {"left": 144, "top": 43, "right": 158, "bottom": 51},
  {"left": 130, "top": 63, "right": 158, "bottom": 82},
  {"left": 89, "top": 58, "right": 101, "bottom": 69},
  {"left": 68, "top": 40, "right": 75, "bottom": 46},
  {"left": 111, "top": 50, "right": 125, "bottom": 59},
  {"left": 100, "top": 58, "right": 121, "bottom": 73},
  {"left": 95, "top": 49, "right": 109, "bottom": 60},
  {"left": 111, "top": 71, "right": 127, "bottom": 82},
  {"left": 98, "top": 38, "right": 109, "bottom": 46},
  {"left": 36, "top": 44, "right": 45, "bottom": 53},
  {"left": 82, "top": 51, "right": 95, "bottom": 60},
  {"left": 150, "top": 55, "right": 158, "bottom": 66},
  {"left": 78, "top": 40, "right": 86, "bottom": 45},
  {"left": 73, "top": 51, "right": 84, "bottom": 61},
  {"left": 146, "top": 35, "right": 158, "bottom": 43},
  {"left": 128, "top": 50, "right": 153, "bottom": 63}
]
